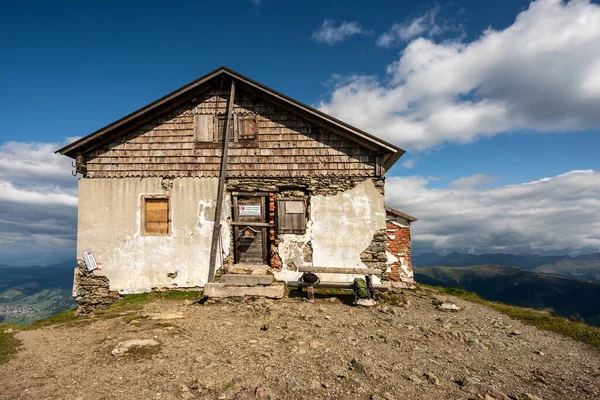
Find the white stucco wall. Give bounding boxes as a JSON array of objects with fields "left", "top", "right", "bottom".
[
  {"left": 273, "top": 179, "right": 386, "bottom": 283},
  {"left": 77, "top": 177, "right": 230, "bottom": 294}
]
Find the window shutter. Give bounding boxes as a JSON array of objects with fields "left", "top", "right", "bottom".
[
  {"left": 277, "top": 198, "right": 306, "bottom": 234},
  {"left": 216, "top": 115, "right": 235, "bottom": 143},
  {"left": 238, "top": 115, "right": 258, "bottom": 141},
  {"left": 145, "top": 198, "right": 170, "bottom": 234},
  {"left": 194, "top": 114, "right": 214, "bottom": 142}
]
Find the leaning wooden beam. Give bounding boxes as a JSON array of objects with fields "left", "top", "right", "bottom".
[{"left": 208, "top": 78, "right": 236, "bottom": 282}]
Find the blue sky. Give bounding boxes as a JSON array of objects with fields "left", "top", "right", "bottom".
[{"left": 1, "top": 0, "right": 599, "bottom": 264}]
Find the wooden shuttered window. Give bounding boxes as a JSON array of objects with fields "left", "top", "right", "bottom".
[
  {"left": 143, "top": 197, "right": 170, "bottom": 235},
  {"left": 194, "top": 113, "right": 258, "bottom": 144},
  {"left": 238, "top": 115, "right": 258, "bottom": 141},
  {"left": 194, "top": 114, "right": 215, "bottom": 143},
  {"left": 277, "top": 197, "right": 307, "bottom": 234}
]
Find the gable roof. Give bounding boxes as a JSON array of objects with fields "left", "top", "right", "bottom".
[
  {"left": 56, "top": 66, "right": 405, "bottom": 170},
  {"left": 385, "top": 206, "right": 418, "bottom": 222}
]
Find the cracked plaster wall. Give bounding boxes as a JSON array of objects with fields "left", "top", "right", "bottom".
[{"left": 77, "top": 177, "right": 230, "bottom": 294}]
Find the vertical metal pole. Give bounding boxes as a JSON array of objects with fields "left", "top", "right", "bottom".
[{"left": 208, "top": 78, "right": 236, "bottom": 282}]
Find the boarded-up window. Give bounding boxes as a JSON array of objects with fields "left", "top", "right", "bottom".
[
  {"left": 238, "top": 115, "right": 258, "bottom": 141},
  {"left": 216, "top": 115, "right": 231, "bottom": 143},
  {"left": 194, "top": 114, "right": 215, "bottom": 143},
  {"left": 277, "top": 197, "right": 306, "bottom": 234},
  {"left": 143, "top": 197, "right": 170, "bottom": 235}
]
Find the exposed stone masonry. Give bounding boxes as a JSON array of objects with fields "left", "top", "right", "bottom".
[
  {"left": 226, "top": 177, "right": 384, "bottom": 197},
  {"left": 360, "top": 229, "right": 389, "bottom": 277},
  {"left": 73, "top": 266, "right": 121, "bottom": 316}
]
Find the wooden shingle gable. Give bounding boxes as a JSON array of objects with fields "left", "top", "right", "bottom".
[
  {"left": 57, "top": 67, "right": 404, "bottom": 169},
  {"left": 83, "top": 88, "right": 380, "bottom": 178}
]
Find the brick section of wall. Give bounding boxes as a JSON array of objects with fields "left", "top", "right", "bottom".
[
  {"left": 385, "top": 221, "right": 414, "bottom": 285},
  {"left": 85, "top": 89, "right": 378, "bottom": 178},
  {"left": 268, "top": 193, "right": 282, "bottom": 269}
]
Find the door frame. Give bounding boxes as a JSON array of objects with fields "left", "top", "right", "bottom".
[{"left": 231, "top": 191, "right": 271, "bottom": 265}]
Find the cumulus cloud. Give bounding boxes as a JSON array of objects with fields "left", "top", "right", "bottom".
[
  {"left": 312, "top": 20, "right": 366, "bottom": 45},
  {"left": 0, "top": 141, "right": 78, "bottom": 264},
  {"left": 319, "top": 0, "right": 600, "bottom": 150},
  {"left": 376, "top": 7, "right": 452, "bottom": 47},
  {"left": 386, "top": 170, "right": 600, "bottom": 254}
]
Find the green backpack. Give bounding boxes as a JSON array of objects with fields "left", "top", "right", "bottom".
[{"left": 353, "top": 278, "right": 369, "bottom": 299}]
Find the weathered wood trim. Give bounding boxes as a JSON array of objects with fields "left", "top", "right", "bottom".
[
  {"left": 230, "top": 222, "right": 273, "bottom": 227},
  {"left": 231, "top": 192, "right": 270, "bottom": 197}
]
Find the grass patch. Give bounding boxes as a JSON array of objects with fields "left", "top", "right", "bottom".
[
  {"left": 422, "top": 284, "right": 600, "bottom": 349},
  {"left": 0, "top": 328, "right": 21, "bottom": 365},
  {"left": 378, "top": 292, "right": 406, "bottom": 306},
  {"left": 126, "top": 343, "right": 161, "bottom": 359}
]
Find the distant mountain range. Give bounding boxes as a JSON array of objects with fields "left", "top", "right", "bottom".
[
  {"left": 414, "top": 252, "right": 600, "bottom": 283},
  {"left": 0, "top": 261, "right": 77, "bottom": 324},
  {"left": 414, "top": 265, "right": 600, "bottom": 327}
]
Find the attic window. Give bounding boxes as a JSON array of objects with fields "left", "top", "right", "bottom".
[
  {"left": 238, "top": 115, "right": 258, "bottom": 141},
  {"left": 194, "top": 112, "right": 259, "bottom": 146},
  {"left": 142, "top": 196, "right": 171, "bottom": 235}
]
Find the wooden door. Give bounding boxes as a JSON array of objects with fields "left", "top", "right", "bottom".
[{"left": 232, "top": 192, "right": 268, "bottom": 265}]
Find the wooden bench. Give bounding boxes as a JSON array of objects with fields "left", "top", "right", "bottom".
[{"left": 286, "top": 266, "right": 388, "bottom": 301}]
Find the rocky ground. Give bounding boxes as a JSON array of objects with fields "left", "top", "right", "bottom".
[{"left": 1, "top": 288, "right": 599, "bottom": 400}]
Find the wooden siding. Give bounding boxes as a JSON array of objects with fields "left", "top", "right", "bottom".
[{"left": 85, "top": 89, "right": 377, "bottom": 178}]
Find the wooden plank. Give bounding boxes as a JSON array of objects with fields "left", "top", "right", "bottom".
[
  {"left": 296, "top": 266, "right": 383, "bottom": 275},
  {"left": 145, "top": 210, "right": 168, "bottom": 222},
  {"left": 231, "top": 191, "right": 269, "bottom": 197},
  {"left": 231, "top": 222, "right": 273, "bottom": 227}
]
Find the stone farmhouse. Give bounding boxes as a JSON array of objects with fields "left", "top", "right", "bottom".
[{"left": 56, "top": 67, "right": 416, "bottom": 309}]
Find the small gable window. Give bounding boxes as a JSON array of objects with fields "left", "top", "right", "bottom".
[
  {"left": 193, "top": 113, "right": 258, "bottom": 145},
  {"left": 238, "top": 115, "right": 258, "bottom": 141},
  {"left": 142, "top": 196, "right": 171, "bottom": 235}
]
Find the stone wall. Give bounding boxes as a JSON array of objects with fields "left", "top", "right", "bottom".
[
  {"left": 226, "top": 176, "right": 384, "bottom": 197},
  {"left": 73, "top": 266, "right": 121, "bottom": 316},
  {"left": 360, "top": 229, "right": 389, "bottom": 275}
]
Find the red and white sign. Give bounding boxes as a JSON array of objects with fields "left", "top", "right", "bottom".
[{"left": 239, "top": 205, "right": 261, "bottom": 216}]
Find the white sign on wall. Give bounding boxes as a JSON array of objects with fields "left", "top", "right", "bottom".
[
  {"left": 82, "top": 249, "right": 99, "bottom": 272},
  {"left": 239, "top": 205, "right": 261, "bottom": 216}
]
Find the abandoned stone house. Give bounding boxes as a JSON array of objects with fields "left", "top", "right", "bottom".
[{"left": 56, "top": 67, "right": 416, "bottom": 307}]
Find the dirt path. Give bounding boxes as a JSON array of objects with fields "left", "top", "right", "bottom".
[{"left": 1, "top": 290, "right": 599, "bottom": 400}]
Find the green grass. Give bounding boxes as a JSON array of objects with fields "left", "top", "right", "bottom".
[
  {"left": 0, "top": 328, "right": 21, "bottom": 365},
  {"left": 422, "top": 284, "right": 600, "bottom": 349}
]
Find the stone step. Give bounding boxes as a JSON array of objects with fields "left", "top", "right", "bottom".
[
  {"left": 220, "top": 274, "right": 273, "bottom": 286},
  {"left": 204, "top": 283, "right": 284, "bottom": 299}
]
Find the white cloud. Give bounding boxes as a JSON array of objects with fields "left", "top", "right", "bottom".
[
  {"left": 312, "top": 20, "right": 366, "bottom": 45},
  {"left": 448, "top": 174, "right": 496, "bottom": 189},
  {"left": 401, "top": 158, "right": 417, "bottom": 169},
  {"left": 0, "top": 141, "right": 78, "bottom": 263},
  {"left": 319, "top": 0, "right": 600, "bottom": 150},
  {"left": 376, "top": 7, "right": 450, "bottom": 47},
  {"left": 386, "top": 170, "right": 600, "bottom": 254}
]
